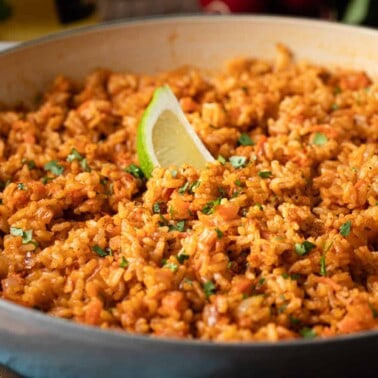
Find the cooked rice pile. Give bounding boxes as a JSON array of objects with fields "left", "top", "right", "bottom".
[{"left": 0, "top": 46, "right": 377, "bottom": 341}]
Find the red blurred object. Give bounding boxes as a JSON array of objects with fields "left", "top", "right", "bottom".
[{"left": 200, "top": 0, "right": 267, "bottom": 13}]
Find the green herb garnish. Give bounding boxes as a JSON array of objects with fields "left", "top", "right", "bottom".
[
  {"left": 17, "top": 183, "right": 26, "bottom": 190},
  {"left": 44, "top": 160, "right": 64, "bottom": 175},
  {"left": 152, "top": 202, "right": 162, "bottom": 214},
  {"left": 217, "top": 155, "right": 226, "bottom": 165},
  {"left": 339, "top": 220, "right": 352, "bottom": 237},
  {"left": 163, "top": 262, "right": 178, "bottom": 273},
  {"left": 229, "top": 156, "right": 247, "bottom": 169},
  {"left": 238, "top": 133, "right": 255, "bottom": 146},
  {"left": 295, "top": 241, "right": 316, "bottom": 256},
  {"left": 67, "top": 148, "right": 83, "bottom": 162},
  {"left": 313, "top": 132, "right": 328, "bottom": 146},
  {"left": 178, "top": 182, "right": 189, "bottom": 194},
  {"left": 10, "top": 227, "right": 35, "bottom": 245},
  {"left": 320, "top": 253, "right": 327, "bottom": 276},
  {"left": 299, "top": 327, "right": 316, "bottom": 339},
  {"left": 202, "top": 197, "right": 222, "bottom": 215},
  {"left": 258, "top": 171, "right": 272, "bottom": 179},
  {"left": 255, "top": 203, "right": 264, "bottom": 211},
  {"left": 215, "top": 228, "right": 223, "bottom": 239},
  {"left": 120, "top": 256, "right": 129, "bottom": 268},
  {"left": 203, "top": 280, "right": 216, "bottom": 298},
  {"left": 177, "top": 251, "right": 190, "bottom": 264},
  {"left": 92, "top": 245, "right": 111, "bottom": 257},
  {"left": 22, "top": 159, "right": 36, "bottom": 170},
  {"left": 124, "top": 164, "right": 145, "bottom": 179}
]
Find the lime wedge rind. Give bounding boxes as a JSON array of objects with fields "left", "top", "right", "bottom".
[{"left": 137, "top": 85, "right": 214, "bottom": 177}]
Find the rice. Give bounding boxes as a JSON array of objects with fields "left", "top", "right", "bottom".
[{"left": 0, "top": 45, "right": 377, "bottom": 341}]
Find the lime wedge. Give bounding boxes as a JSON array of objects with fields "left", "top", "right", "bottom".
[{"left": 136, "top": 85, "right": 214, "bottom": 177}]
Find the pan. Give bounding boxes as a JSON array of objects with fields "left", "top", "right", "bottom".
[{"left": 0, "top": 15, "right": 377, "bottom": 378}]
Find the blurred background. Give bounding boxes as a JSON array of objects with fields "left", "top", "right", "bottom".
[{"left": 0, "top": 0, "right": 375, "bottom": 41}]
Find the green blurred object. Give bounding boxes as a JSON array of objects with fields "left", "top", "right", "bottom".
[
  {"left": 343, "top": 0, "right": 370, "bottom": 24},
  {"left": 0, "top": 0, "right": 11, "bottom": 21}
]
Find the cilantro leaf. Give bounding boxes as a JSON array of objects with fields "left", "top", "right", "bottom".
[
  {"left": 44, "top": 160, "right": 64, "bottom": 175},
  {"left": 124, "top": 164, "right": 145, "bottom": 179},
  {"left": 203, "top": 280, "right": 216, "bottom": 298},
  {"left": 202, "top": 197, "right": 222, "bottom": 215},
  {"left": 238, "top": 133, "right": 255, "bottom": 146},
  {"left": 258, "top": 171, "right": 272, "bottom": 179},
  {"left": 152, "top": 202, "right": 162, "bottom": 214},
  {"left": 92, "top": 245, "right": 111, "bottom": 257},
  {"left": 177, "top": 251, "right": 190, "bottom": 264},
  {"left": 67, "top": 148, "right": 83, "bottom": 162},
  {"left": 339, "top": 220, "right": 352, "bottom": 237},
  {"left": 120, "top": 256, "right": 129, "bottom": 268},
  {"left": 217, "top": 155, "right": 226, "bottom": 164},
  {"left": 10, "top": 227, "right": 35, "bottom": 245},
  {"left": 313, "top": 132, "right": 328, "bottom": 146},
  {"left": 215, "top": 228, "right": 223, "bottom": 239},
  {"left": 295, "top": 241, "right": 316, "bottom": 256},
  {"left": 163, "top": 262, "right": 178, "bottom": 273},
  {"left": 320, "top": 253, "right": 327, "bottom": 276},
  {"left": 300, "top": 327, "right": 316, "bottom": 339},
  {"left": 229, "top": 156, "right": 247, "bottom": 168}
]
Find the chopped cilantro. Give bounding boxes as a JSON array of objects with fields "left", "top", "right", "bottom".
[
  {"left": 44, "top": 160, "right": 64, "bottom": 175},
  {"left": 234, "top": 179, "right": 242, "bottom": 187},
  {"left": 80, "top": 159, "right": 91, "bottom": 172},
  {"left": 17, "top": 183, "right": 26, "bottom": 190},
  {"left": 369, "top": 304, "right": 378, "bottom": 318},
  {"left": 203, "top": 280, "right": 216, "bottom": 298},
  {"left": 295, "top": 241, "right": 316, "bottom": 256},
  {"left": 320, "top": 253, "right": 327, "bottom": 276},
  {"left": 163, "top": 262, "right": 178, "bottom": 273},
  {"left": 119, "top": 256, "right": 129, "bottom": 268},
  {"left": 168, "top": 220, "right": 186, "bottom": 232},
  {"left": 258, "top": 171, "right": 272, "bottom": 179},
  {"left": 152, "top": 202, "right": 162, "bottom": 214},
  {"left": 339, "top": 220, "right": 352, "bottom": 237},
  {"left": 300, "top": 327, "right": 316, "bottom": 339},
  {"left": 217, "top": 155, "right": 226, "bottom": 164},
  {"left": 175, "top": 220, "right": 186, "bottom": 232},
  {"left": 189, "top": 180, "right": 200, "bottom": 192},
  {"left": 229, "top": 156, "right": 247, "bottom": 169},
  {"left": 202, "top": 197, "right": 222, "bottom": 215},
  {"left": 41, "top": 176, "right": 53, "bottom": 185},
  {"left": 278, "top": 304, "right": 288, "bottom": 314},
  {"left": 10, "top": 227, "right": 35, "bottom": 245},
  {"left": 170, "top": 170, "right": 178, "bottom": 178},
  {"left": 124, "top": 164, "right": 144, "bottom": 179},
  {"left": 289, "top": 316, "right": 301, "bottom": 325},
  {"left": 255, "top": 277, "right": 266, "bottom": 290},
  {"left": 312, "top": 132, "right": 328, "bottom": 146},
  {"left": 255, "top": 203, "right": 264, "bottom": 211},
  {"left": 177, "top": 251, "right": 190, "bottom": 264},
  {"left": 183, "top": 278, "right": 193, "bottom": 285},
  {"left": 10, "top": 227, "right": 23, "bottom": 237},
  {"left": 215, "top": 228, "right": 223, "bottom": 239},
  {"left": 22, "top": 159, "right": 36, "bottom": 170},
  {"left": 334, "top": 86, "right": 341, "bottom": 94},
  {"left": 282, "top": 273, "right": 300, "bottom": 280},
  {"left": 178, "top": 182, "right": 189, "bottom": 194},
  {"left": 66, "top": 148, "right": 83, "bottom": 162},
  {"left": 238, "top": 133, "right": 255, "bottom": 146},
  {"left": 227, "top": 261, "right": 232, "bottom": 269},
  {"left": 92, "top": 245, "right": 111, "bottom": 257},
  {"left": 331, "top": 103, "right": 339, "bottom": 110}
]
